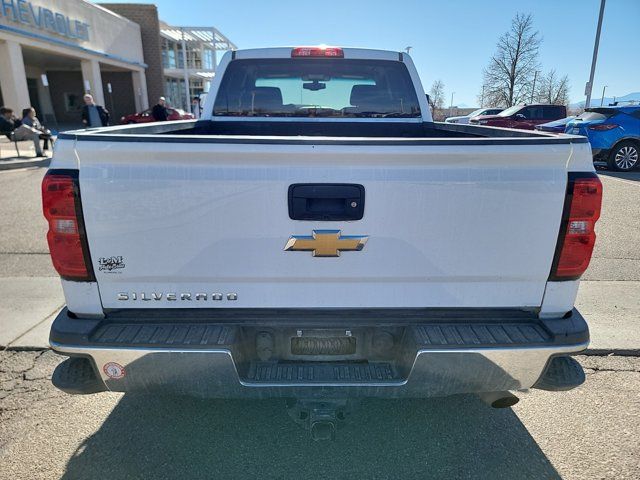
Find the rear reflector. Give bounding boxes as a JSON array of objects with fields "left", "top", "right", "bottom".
[
  {"left": 291, "top": 46, "right": 344, "bottom": 58},
  {"left": 550, "top": 173, "right": 602, "bottom": 280},
  {"left": 42, "top": 171, "right": 94, "bottom": 281}
]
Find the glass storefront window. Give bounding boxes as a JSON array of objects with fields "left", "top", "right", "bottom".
[
  {"left": 202, "top": 49, "right": 214, "bottom": 70},
  {"left": 162, "top": 39, "right": 178, "bottom": 69},
  {"left": 165, "top": 77, "right": 187, "bottom": 110}
]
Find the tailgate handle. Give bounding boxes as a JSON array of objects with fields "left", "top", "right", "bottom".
[{"left": 288, "top": 184, "right": 365, "bottom": 221}]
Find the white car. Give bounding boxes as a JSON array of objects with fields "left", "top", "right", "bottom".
[
  {"left": 445, "top": 107, "right": 503, "bottom": 124},
  {"left": 44, "top": 46, "right": 599, "bottom": 438}
]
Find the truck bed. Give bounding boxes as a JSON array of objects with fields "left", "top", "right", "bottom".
[{"left": 58, "top": 119, "right": 582, "bottom": 143}]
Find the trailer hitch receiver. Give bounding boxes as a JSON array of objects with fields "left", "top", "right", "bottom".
[{"left": 286, "top": 398, "right": 358, "bottom": 441}]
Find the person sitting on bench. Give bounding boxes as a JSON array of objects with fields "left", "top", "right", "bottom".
[
  {"left": 21, "top": 108, "right": 53, "bottom": 152},
  {"left": 0, "top": 106, "right": 44, "bottom": 157}
]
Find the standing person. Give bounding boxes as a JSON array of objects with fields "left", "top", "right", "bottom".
[
  {"left": 151, "top": 97, "right": 169, "bottom": 122},
  {"left": 191, "top": 97, "right": 201, "bottom": 119},
  {"left": 81, "top": 94, "right": 110, "bottom": 128},
  {"left": 21, "top": 108, "right": 53, "bottom": 152},
  {"left": 0, "top": 106, "right": 43, "bottom": 156}
]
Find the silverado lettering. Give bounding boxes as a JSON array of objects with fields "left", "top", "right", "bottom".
[{"left": 116, "top": 292, "right": 235, "bottom": 301}]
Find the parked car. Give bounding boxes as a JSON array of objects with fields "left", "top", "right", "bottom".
[
  {"left": 470, "top": 104, "right": 567, "bottom": 130},
  {"left": 534, "top": 116, "right": 576, "bottom": 133},
  {"left": 45, "top": 47, "right": 598, "bottom": 437},
  {"left": 120, "top": 108, "right": 194, "bottom": 124},
  {"left": 445, "top": 108, "right": 503, "bottom": 124},
  {"left": 565, "top": 106, "right": 640, "bottom": 171}
]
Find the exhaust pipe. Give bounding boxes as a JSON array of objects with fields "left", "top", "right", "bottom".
[{"left": 478, "top": 391, "right": 519, "bottom": 408}]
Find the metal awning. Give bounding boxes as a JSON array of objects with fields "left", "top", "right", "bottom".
[{"left": 160, "top": 25, "right": 237, "bottom": 50}]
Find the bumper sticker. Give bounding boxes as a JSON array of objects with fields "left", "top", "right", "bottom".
[{"left": 103, "top": 362, "right": 126, "bottom": 379}]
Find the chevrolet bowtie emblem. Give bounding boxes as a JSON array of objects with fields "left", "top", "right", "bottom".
[{"left": 284, "top": 230, "right": 368, "bottom": 257}]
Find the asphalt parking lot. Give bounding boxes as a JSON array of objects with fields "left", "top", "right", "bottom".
[{"left": 1, "top": 165, "right": 639, "bottom": 479}]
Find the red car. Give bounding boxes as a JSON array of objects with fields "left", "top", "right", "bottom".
[
  {"left": 120, "top": 108, "right": 194, "bottom": 124},
  {"left": 470, "top": 104, "right": 567, "bottom": 130}
]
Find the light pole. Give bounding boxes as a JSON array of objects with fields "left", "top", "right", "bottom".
[
  {"left": 585, "top": 0, "right": 606, "bottom": 109},
  {"left": 481, "top": 85, "right": 485, "bottom": 108},
  {"left": 449, "top": 92, "right": 455, "bottom": 117},
  {"left": 600, "top": 85, "right": 608, "bottom": 106},
  {"left": 404, "top": 46, "right": 413, "bottom": 54}
]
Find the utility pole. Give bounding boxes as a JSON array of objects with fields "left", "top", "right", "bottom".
[
  {"left": 480, "top": 85, "right": 485, "bottom": 108},
  {"left": 181, "top": 27, "right": 190, "bottom": 110},
  {"left": 449, "top": 92, "right": 455, "bottom": 117},
  {"left": 585, "top": 0, "right": 606, "bottom": 109},
  {"left": 530, "top": 71, "right": 539, "bottom": 103},
  {"left": 600, "top": 85, "right": 608, "bottom": 106}
]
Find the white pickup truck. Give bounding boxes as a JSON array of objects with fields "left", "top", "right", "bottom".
[{"left": 45, "top": 47, "right": 601, "bottom": 438}]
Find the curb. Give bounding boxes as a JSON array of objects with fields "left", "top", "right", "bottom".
[
  {"left": 2, "top": 345, "right": 51, "bottom": 352},
  {"left": 581, "top": 349, "right": 640, "bottom": 357},
  {"left": 0, "top": 157, "right": 51, "bottom": 171}
]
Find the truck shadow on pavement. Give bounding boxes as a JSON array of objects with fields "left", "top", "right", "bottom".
[
  {"left": 61, "top": 394, "right": 561, "bottom": 479},
  {"left": 597, "top": 169, "right": 640, "bottom": 182}
]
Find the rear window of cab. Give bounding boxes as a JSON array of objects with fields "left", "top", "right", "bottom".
[{"left": 213, "top": 58, "right": 421, "bottom": 118}]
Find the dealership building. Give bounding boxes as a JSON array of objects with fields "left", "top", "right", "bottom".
[{"left": 0, "top": 0, "right": 234, "bottom": 127}]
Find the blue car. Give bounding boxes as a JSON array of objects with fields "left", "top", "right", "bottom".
[
  {"left": 535, "top": 116, "right": 576, "bottom": 133},
  {"left": 565, "top": 106, "right": 640, "bottom": 171}
]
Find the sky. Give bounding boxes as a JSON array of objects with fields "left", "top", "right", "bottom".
[{"left": 98, "top": 0, "right": 640, "bottom": 107}]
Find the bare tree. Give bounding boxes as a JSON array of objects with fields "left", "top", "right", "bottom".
[
  {"left": 535, "top": 70, "right": 570, "bottom": 105},
  {"left": 480, "top": 13, "right": 541, "bottom": 107},
  {"left": 429, "top": 80, "right": 445, "bottom": 115}
]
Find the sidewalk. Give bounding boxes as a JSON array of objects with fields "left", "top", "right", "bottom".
[
  {"left": 0, "top": 277, "right": 63, "bottom": 349},
  {"left": 1, "top": 278, "right": 639, "bottom": 352},
  {"left": 0, "top": 142, "right": 52, "bottom": 171}
]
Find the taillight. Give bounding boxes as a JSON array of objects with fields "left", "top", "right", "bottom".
[
  {"left": 42, "top": 170, "right": 94, "bottom": 281},
  {"left": 588, "top": 124, "right": 618, "bottom": 131},
  {"left": 550, "top": 173, "right": 602, "bottom": 280},
  {"left": 291, "top": 46, "right": 344, "bottom": 58}
]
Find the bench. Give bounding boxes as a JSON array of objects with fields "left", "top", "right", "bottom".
[{"left": 0, "top": 130, "right": 23, "bottom": 157}]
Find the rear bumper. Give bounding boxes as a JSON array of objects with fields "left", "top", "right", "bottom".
[{"left": 50, "top": 308, "right": 589, "bottom": 399}]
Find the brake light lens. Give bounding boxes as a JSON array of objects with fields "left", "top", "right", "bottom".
[
  {"left": 42, "top": 172, "right": 94, "bottom": 281},
  {"left": 551, "top": 175, "right": 602, "bottom": 279},
  {"left": 588, "top": 124, "right": 618, "bottom": 131},
  {"left": 291, "top": 46, "right": 344, "bottom": 58}
]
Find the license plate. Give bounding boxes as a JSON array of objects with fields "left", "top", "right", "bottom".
[
  {"left": 571, "top": 128, "right": 581, "bottom": 134},
  {"left": 291, "top": 336, "right": 356, "bottom": 355}
]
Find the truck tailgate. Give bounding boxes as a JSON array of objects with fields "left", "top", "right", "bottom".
[{"left": 76, "top": 139, "right": 569, "bottom": 309}]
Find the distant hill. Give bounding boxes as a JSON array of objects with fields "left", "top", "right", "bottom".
[{"left": 570, "top": 92, "right": 640, "bottom": 109}]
